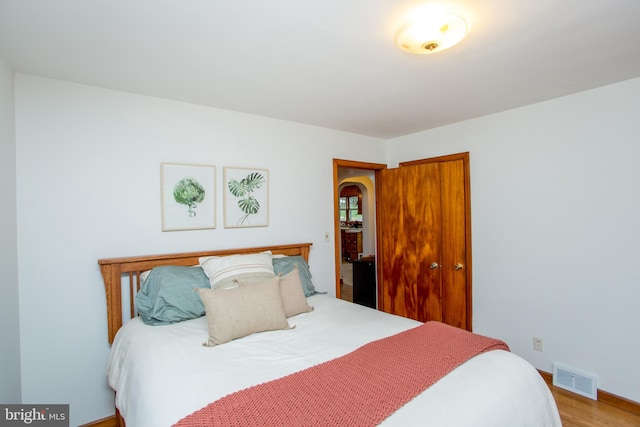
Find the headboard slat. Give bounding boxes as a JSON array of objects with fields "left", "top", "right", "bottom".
[
  {"left": 98, "top": 243, "right": 312, "bottom": 344},
  {"left": 128, "top": 272, "right": 135, "bottom": 319}
]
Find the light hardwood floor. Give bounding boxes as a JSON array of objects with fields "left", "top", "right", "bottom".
[
  {"left": 339, "top": 261, "right": 353, "bottom": 302},
  {"left": 541, "top": 374, "right": 640, "bottom": 427},
  {"left": 340, "top": 282, "right": 353, "bottom": 302}
]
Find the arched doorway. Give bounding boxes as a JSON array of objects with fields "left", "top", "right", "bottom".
[{"left": 332, "top": 159, "right": 386, "bottom": 302}]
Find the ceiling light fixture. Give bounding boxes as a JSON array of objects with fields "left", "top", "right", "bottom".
[{"left": 395, "top": 4, "right": 470, "bottom": 54}]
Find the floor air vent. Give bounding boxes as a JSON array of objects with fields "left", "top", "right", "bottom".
[{"left": 552, "top": 362, "right": 598, "bottom": 400}]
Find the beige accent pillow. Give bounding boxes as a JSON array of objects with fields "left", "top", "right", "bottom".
[
  {"left": 197, "top": 276, "right": 291, "bottom": 346},
  {"left": 199, "top": 251, "right": 275, "bottom": 289},
  {"left": 279, "top": 267, "right": 314, "bottom": 318}
]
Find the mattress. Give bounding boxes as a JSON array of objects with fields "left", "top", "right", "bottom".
[{"left": 107, "top": 294, "right": 561, "bottom": 427}]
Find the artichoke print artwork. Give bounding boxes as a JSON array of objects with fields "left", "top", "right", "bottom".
[
  {"left": 173, "top": 177, "right": 206, "bottom": 218},
  {"left": 161, "top": 163, "right": 215, "bottom": 232},
  {"left": 227, "top": 170, "right": 266, "bottom": 226}
]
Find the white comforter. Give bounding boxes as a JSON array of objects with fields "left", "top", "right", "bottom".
[{"left": 107, "top": 295, "right": 561, "bottom": 427}]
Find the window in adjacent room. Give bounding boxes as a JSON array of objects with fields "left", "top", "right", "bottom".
[{"left": 339, "top": 185, "right": 362, "bottom": 223}]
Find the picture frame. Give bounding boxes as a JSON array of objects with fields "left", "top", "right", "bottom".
[
  {"left": 161, "top": 162, "right": 216, "bottom": 231},
  {"left": 223, "top": 167, "right": 269, "bottom": 228}
]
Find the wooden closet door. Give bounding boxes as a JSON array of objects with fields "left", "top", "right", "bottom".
[
  {"left": 377, "top": 153, "right": 471, "bottom": 330},
  {"left": 378, "top": 166, "right": 413, "bottom": 318},
  {"left": 406, "top": 162, "right": 443, "bottom": 323},
  {"left": 438, "top": 159, "right": 468, "bottom": 329},
  {"left": 378, "top": 163, "right": 442, "bottom": 322}
]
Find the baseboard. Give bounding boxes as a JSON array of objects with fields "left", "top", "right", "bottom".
[
  {"left": 538, "top": 370, "right": 640, "bottom": 416},
  {"left": 79, "top": 414, "right": 117, "bottom": 427}
]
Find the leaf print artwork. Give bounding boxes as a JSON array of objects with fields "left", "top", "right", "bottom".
[
  {"left": 227, "top": 172, "right": 265, "bottom": 226},
  {"left": 173, "top": 177, "right": 206, "bottom": 218}
]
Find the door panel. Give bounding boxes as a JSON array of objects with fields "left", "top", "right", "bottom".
[
  {"left": 377, "top": 153, "right": 472, "bottom": 330},
  {"left": 379, "top": 163, "right": 443, "bottom": 322},
  {"left": 378, "top": 166, "right": 409, "bottom": 318},
  {"left": 439, "top": 159, "right": 467, "bottom": 328},
  {"left": 405, "top": 162, "right": 442, "bottom": 323}
]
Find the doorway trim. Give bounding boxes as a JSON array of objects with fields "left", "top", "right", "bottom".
[{"left": 332, "top": 159, "right": 387, "bottom": 298}]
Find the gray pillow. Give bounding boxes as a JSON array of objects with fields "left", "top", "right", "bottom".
[
  {"left": 135, "top": 266, "right": 210, "bottom": 325},
  {"left": 272, "top": 256, "right": 316, "bottom": 297}
]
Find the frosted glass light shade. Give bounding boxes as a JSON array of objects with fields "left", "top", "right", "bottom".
[{"left": 395, "top": 7, "right": 469, "bottom": 54}]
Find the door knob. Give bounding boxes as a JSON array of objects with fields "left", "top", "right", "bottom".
[
  {"left": 454, "top": 263, "right": 464, "bottom": 271},
  {"left": 429, "top": 262, "right": 439, "bottom": 269}
]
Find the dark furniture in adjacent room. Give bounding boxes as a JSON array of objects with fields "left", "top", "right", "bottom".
[{"left": 352, "top": 257, "right": 376, "bottom": 309}]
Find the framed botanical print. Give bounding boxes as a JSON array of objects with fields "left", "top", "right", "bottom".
[
  {"left": 223, "top": 167, "right": 269, "bottom": 228},
  {"left": 161, "top": 162, "right": 216, "bottom": 231}
]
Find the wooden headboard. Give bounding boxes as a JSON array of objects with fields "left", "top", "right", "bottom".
[{"left": 98, "top": 243, "right": 312, "bottom": 344}]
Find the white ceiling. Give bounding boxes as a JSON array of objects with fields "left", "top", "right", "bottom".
[{"left": 1, "top": 0, "right": 640, "bottom": 139}]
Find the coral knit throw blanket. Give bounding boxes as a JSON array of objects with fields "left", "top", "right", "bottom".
[{"left": 174, "top": 321, "right": 509, "bottom": 427}]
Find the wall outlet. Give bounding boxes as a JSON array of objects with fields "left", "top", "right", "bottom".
[
  {"left": 533, "top": 336, "right": 543, "bottom": 352},
  {"left": 323, "top": 231, "right": 330, "bottom": 242}
]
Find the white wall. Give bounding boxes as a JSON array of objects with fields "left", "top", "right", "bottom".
[
  {"left": 387, "top": 77, "right": 640, "bottom": 402},
  {"left": 13, "top": 74, "right": 387, "bottom": 425},
  {"left": 0, "top": 54, "right": 22, "bottom": 403}
]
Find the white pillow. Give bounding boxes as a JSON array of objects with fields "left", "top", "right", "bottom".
[
  {"left": 140, "top": 269, "right": 152, "bottom": 283},
  {"left": 199, "top": 251, "right": 275, "bottom": 289}
]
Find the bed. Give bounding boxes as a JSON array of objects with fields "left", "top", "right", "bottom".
[{"left": 99, "top": 242, "right": 561, "bottom": 427}]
